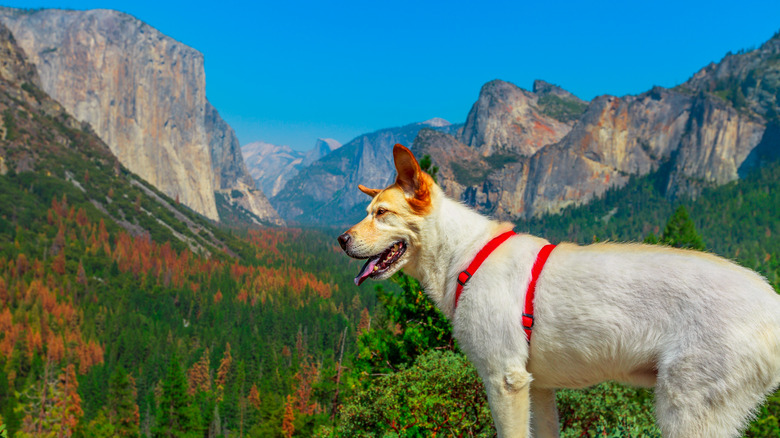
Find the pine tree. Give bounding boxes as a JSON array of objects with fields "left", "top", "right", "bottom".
[
  {"left": 215, "top": 344, "right": 232, "bottom": 402},
  {"left": 58, "top": 364, "right": 83, "bottom": 436},
  {"left": 187, "top": 349, "right": 211, "bottom": 396},
  {"left": 659, "top": 206, "right": 706, "bottom": 250},
  {"left": 17, "top": 363, "right": 81, "bottom": 437},
  {"left": 281, "top": 395, "right": 295, "bottom": 438},
  {"left": 154, "top": 356, "right": 200, "bottom": 438},
  {"left": 108, "top": 365, "right": 140, "bottom": 437},
  {"left": 248, "top": 384, "right": 261, "bottom": 410}
]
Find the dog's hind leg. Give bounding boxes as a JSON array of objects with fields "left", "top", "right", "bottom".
[
  {"left": 483, "top": 366, "right": 533, "bottom": 437},
  {"left": 654, "top": 349, "right": 777, "bottom": 438},
  {"left": 530, "top": 386, "right": 559, "bottom": 438}
]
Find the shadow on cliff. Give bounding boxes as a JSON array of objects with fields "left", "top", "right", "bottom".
[{"left": 739, "top": 124, "right": 780, "bottom": 177}]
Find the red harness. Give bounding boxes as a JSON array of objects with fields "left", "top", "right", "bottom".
[{"left": 454, "top": 231, "right": 556, "bottom": 342}]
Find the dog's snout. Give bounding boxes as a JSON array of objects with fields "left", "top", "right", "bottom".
[{"left": 337, "top": 232, "right": 351, "bottom": 250}]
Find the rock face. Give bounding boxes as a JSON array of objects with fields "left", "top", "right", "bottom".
[
  {"left": 460, "top": 79, "right": 584, "bottom": 157},
  {"left": 0, "top": 7, "right": 281, "bottom": 224},
  {"left": 205, "top": 101, "right": 283, "bottom": 225},
  {"left": 0, "top": 22, "right": 37, "bottom": 87},
  {"left": 302, "top": 138, "right": 342, "bottom": 167},
  {"left": 242, "top": 138, "right": 342, "bottom": 198},
  {"left": 0, "top": 20, "right": 110, "bottom": 173},
  {"left": 681, "top": 33, "right": 780, "bottom": 120},
  {"left": 271, "top": 119, "right": 458, "bottom": 225},
  {"left": 267, "top": 34, "right": 779, "bottom": 226},
  {"left": 243, "top": 141, "right": 303, "bottom": 198},
  {"left": 417, "top": 65, "right": 774, "bottom": 221}
]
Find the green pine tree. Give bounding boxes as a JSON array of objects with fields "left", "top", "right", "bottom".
[
  {"left": 659, "top": 206, "right": 706, "bottom": 250},
  {"left": 108, "top": 365, "right": 140, "bottom": 438},
  {"left": 419, "top": 154, "right": 439, "bottom": 182},
  {"left": 153, "top": 356, "right": 201, "bottom": 438}
]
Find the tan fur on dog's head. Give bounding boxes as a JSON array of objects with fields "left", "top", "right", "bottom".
[{"left": 338, "top": 144, "right": 435, "bottom": 284}]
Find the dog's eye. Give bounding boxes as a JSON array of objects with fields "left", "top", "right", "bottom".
[{"left": 375, "top": 207, "right": 387, "bottom": 217}]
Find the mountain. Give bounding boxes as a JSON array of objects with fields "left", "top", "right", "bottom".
[
  {"left": 242, "top": 138, "right": 342, "bottom": 198},
  {"left": 460, "top": 79, "right": 584, "bottom": 157},
  {"left": 270, "top": 119, "right": 459, "bottom": 225},
  {"left": 0, "top": 7, "right": 282, "bottom": 225},
  {"left": 0, "top": 22, "right": 375, "bottom": 435},
  {"left": 0, "top": 21, "right": 247, "bottom": 257},
  {"left": 413, "top": 34, "right": 780, "bottom": 221},
  {"left": 205, "top": 101, "right": 284, "bottom": 225},
  {"left": 303, "top": 137, "right": 342, "bottom": 166}
]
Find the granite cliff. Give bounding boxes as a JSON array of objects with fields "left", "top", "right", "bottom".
[
  {"left": 0, "top": 7, "right": 281, "bottom": 224},
  {"left": 413, "top": 34, "right": 779, "bottom": 221},
  {"left": 205, "top": 101, "right": 283, "bottom": 225},
  {"left": 0, "top": 21, "right": 237, "bottom": 254},
  {"left": 0, "top": 20, "right": 104, "bottom": 173},
  {"left": 460, "top": 79, "right": 584, "bottom": 157}
]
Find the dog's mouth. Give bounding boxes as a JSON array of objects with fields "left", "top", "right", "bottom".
[{"left": 354, "top": 241, "right": 407, "bottom": 286}]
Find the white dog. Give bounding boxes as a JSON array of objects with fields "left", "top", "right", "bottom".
[{"left": 338, "top": 144, "right": 780, "bottom": 437}]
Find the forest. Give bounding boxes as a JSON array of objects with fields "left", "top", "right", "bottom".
[{"left": 0, "top": 157, "right": 778, "bottom": 437}]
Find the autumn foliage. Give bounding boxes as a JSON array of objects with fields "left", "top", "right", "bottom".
[{"left": 1, "top": 187, "right": 356, "bottom": 436}]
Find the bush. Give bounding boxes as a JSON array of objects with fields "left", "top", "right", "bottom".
[
  {"left": 557, "top": 382, "right": 660, "bottom": 437},
  {"left": 745, "top": 388, "right": 780, "bottom": 437},
  {"left": 337, "top": 350, "right": 494, "bottom": 437}
]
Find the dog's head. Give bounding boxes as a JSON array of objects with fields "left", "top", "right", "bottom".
[{"left": 338, "top": 144, "right": 435, "bottom": 285}]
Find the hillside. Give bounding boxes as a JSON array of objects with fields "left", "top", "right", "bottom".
[{"left": 0, "top": 23, "right": 376, "bottom": 436}]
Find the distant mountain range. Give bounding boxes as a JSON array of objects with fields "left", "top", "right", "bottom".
[
  {"left": 265, "top": 118, "right": 460, "bottom": 225},
  {"left": 257, "top": 33, "right": 780, "bottom": 226},
  {"left": 242, "top": 138, "right": 342, "bottom": 197},
  {"left": 1, "top": 4, "right": 776, "bottom": 231}
]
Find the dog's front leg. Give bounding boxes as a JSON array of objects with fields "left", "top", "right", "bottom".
[
  {"left": 483, "top": 367, "right": 533, "bottom": 437},
  {"left": 530, "top": 386, "right": 559, "bottom": 438}
]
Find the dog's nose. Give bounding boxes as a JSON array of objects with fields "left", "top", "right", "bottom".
[{"left": 337, "top": 233, "right": 351, "bottom": 250}]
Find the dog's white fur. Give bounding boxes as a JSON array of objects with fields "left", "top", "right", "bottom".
[{"left": 340, "top": 145, "right": 780, "bottom": 437}]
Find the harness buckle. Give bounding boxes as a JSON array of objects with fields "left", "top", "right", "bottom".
[
  {"left": 522, "top": 313, "right": 534, "bottom": 330},
  {"left": 457, "top": 270, "right": 472, "bottom": 286}
]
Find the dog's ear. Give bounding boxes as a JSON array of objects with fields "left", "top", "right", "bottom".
[
  {"left": 393, "top": 144, "right": 421, "bottom": 195},
  {"left": 393, "top": 144, "right": 432, "bottom": 214},
  {"left": 358, "top": 185, "right": 381, "bottom": 198}
]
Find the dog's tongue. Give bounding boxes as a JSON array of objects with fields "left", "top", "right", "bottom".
[{"left": 354, "top": 256, "right": 380, "bottom": 286}]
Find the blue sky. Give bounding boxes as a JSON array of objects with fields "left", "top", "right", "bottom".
[{"left": 3, "top": 1, "right": 780, "bottom": 150}]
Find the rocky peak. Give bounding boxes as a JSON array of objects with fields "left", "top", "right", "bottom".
[
  {"left": 0, "top": 19, "right": 113, "bottom": 177},
  {"left": 205, "top": 101, "right": 283, "bottom": 225},
  {"left": 680, "top": 30, "right": 780, "bottom": 120},
  {"left": 271, "top": 120, "right": 457, "bottom": 225},
  {"left": 242, "top": 141, "right": 302, "bottom": 197},
  {"left": 532, "top": 79, "right": 585, "bottom": 103},
  {"left": 459, "top": 79, "right": 575, "bottom": 156},
  {"left": 0, "top": 7, "right": 219, "bottom": 220},
  {"left": 302, "top": 138, "right": 342, "bottom": 166},
  {"left": 421, "top": 117, "right": 451, "bottom": 127}
]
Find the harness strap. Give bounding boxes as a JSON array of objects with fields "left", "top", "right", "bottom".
[
  {"left": 454, "top": 231, "right": 517, "bottom": 309},
  {"left": 523, "top": 244, "right": 556, "bottom": 342},
  {"left": 453, "top": 232, "right": 556, "bottom": 344}
]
